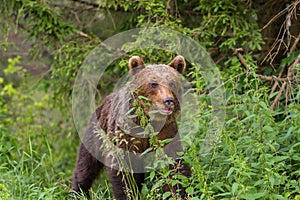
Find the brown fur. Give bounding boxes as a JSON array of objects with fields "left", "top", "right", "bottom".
[{"left": 72, "top": 56, "right": 191, "bottom": 199}]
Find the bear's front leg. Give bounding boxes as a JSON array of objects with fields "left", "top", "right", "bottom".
[
  {"left": 72, "top": 143, "right": 103, "bottom": 198},
  {"left": 105, "top": 166, "right": 145, "bottom": 200},
  {"left": 168, "top": 159, "right": 191, "bottom": 198},
  {"left": 105, "top": 166, "right": 127, "bottom": 200},
  {"left": 163, "top": 133, "right": 191, "bottom": 198}
]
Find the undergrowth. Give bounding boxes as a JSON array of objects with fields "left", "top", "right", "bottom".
[{"left": 0, "top": 57, "right": 299, "bottom": 200}]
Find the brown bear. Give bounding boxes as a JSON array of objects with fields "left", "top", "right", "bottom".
[{"left": 72, "top": 56, "right": 191, "bottom": 199}]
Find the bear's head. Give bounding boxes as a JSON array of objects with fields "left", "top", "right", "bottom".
[{"left": 128, "top": 56, "right": 186, "bottom": 122}]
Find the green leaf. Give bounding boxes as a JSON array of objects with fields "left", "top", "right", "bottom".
[
  {"left": 227, "top": 167, "right": 235, "bottom": 178},
  {"left": 240, "top": 192, "right": 268, "bottom": 200},
  {"left": 161, "top": 138, "right": 173, "bottom": 144},
  {"left": 241, "top": 114, "right": 256, "bottom": 122},
  {"left": 226, "top": 117, "right": 237, "bottom": 125},
  {"left": 259, "top": 101, "right": 268, "bottom": 110},
  {"left": 269, "top": 176, "right": 275, "bottom": 187},
  {"left": 263, "top": 126, "right": 273, "bottom": 132},
  {"left": 163, "top": 191, "right": 171, "bottom": 199},
  {"left": 140, "top": 147, "right": 153, "bottom": 156},
  {"left": 149, "top": 171, "right": 155, "bottom": 181},
  {"left": 138, "top": 95, "right": 150, "bottom": 100},
  {"left": 254, "top": 179, "right": 264, "bottom": 187},
  {"left": 271, "top": 156, "right": 289, "bottom": 163},
  {"left": 280, "top": 50, "right": 300, "bottom": 67},
  {"left": 186, "top": 187, "right": 194, "bottom": 195},
  {"left": 231, "top": 183, "right": 238, "bottom": 195},
  {"left": 126, "top": 107, "right": 135, "bottom": 115}
]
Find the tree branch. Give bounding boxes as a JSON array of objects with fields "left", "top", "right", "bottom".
[
  {"left": 270, "top": 34, "right": 300, "bottom": 95},
  {"left": 232, "top": 47, "right": 300, "bottom": 110},
  {"left": 289, "top": 32, "right": 300, "bottom": 54},
  {"left": 270, "top": 53, "right": 300, "bottom": 110},
  {"left": 270, "top": 81, "right": 287, "bottom": 111},
  {"left": 270, "top": 64, "right": 286, "bottom": 95},
  {"left": 257, "top": 74, "right": 300, "bottom": 82},
  {"left": 232, "top": 47, "right": 250, "bottom": 71},
  {"left": 287, "top": 53, "right": 300, "bottom": 79},
  {"left": 232, "top": 47, "right": 300, "bottom": 82}
]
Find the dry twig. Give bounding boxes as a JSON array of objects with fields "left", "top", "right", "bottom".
[
  {"left": 270, "top": 82, "right": 287, "bottom": 111},
  {"left": 270, "top": 53, "right": 300, "bottom": 110},
  {"left": 232, "top": 47, "right": 300, "bottom": 110},
  {"left": 262, "top": 0, "right": 300, "bottom": 65},
  {"left": 77, "top": 31, "right": 89, "bottom": 38},
  {"left": 289, "top": 33, "right": 300, "bottom": 54},
  {"left": 232, "top": 47, "right": 250, "bottom": 71},
  {"left": 287, "top": 53, "right": 300, "bottom": 79},
  {"left": 257, "top": 74, "right": 300, "bottom": 82},
  {"left": 270, "top": 32, "right": 300, "bottom": 95},
  {"left": 270, "top": 65, "right": 286, "bottom": 95}
]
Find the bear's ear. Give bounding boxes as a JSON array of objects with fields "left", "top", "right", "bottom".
[
  {"left": 129, "top": 56, "right": 145, "bottom": 75},
  {"left": 168, "top": 55, "right": 186, "bottom": 74}
]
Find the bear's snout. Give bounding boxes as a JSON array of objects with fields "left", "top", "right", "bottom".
[{"left": 163, "top": 97, "right": 174, "bottom": 108}]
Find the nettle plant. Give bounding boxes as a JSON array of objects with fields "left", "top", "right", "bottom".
[
  {"left": 124, "top": 91, "right": 192, "bottom": 199},
  {"left": 185, "top": 75, "right": 300, "bottom": 199},
  {"left": 128, "top": 99, "right": 191, "bottom": 200},
  {"left": 122, "top": 90, "right": 191, "bottom": 199}
]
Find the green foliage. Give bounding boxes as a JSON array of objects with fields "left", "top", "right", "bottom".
[
  {"left": 0, "top": 0, "right": 299, "bottom": 199},
  {"left": 50, "top": 39, "right": 100, "bottom": 109},
  {"left": 23, "top": 0, "right": 73, "bottom": 47},
  {"left": 0, "top": 57, "right": 77, "bottom": 199},
  {"left": 280, "top": 50, "right": 300, "bottom": 67},
  {"left": 193, "top": 0, "right": 263, "bottom": 50},
  {"left": 0, "top": 184, "right": 10, "bottom": 199},
  {"left": 181, "top": 77, "right": 300, "bottom": 199}
]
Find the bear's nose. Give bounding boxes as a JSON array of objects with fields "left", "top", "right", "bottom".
[{"left": 164, "top": 97, "right": 174, "bottom": 108}]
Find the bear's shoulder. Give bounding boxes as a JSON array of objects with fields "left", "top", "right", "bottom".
[{"left": 95, "top": 86, "right": 131, "bottom": 128}]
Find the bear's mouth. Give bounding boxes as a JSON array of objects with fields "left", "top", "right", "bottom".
[
  {"left": 148, "top": 106, "right": 173, "bottom": 116},
  {"left": 158, "top": 108, "right": 173, "bottom": 115}
]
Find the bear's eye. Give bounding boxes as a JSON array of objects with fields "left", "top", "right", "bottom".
[{"left": 150, "top": 83, "right": 159, "bottom": 89}]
